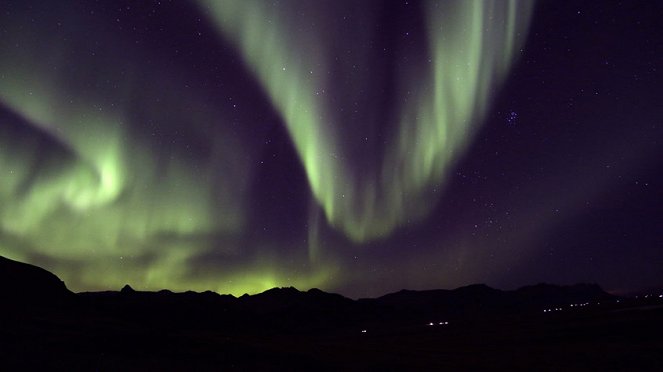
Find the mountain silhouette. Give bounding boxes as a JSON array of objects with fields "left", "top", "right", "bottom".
[
  {"left": 0, "top": 255, "right": 617, "bottom": 323},
  {"left": 1, "top": 255, "right": 661, "bottom": 370},
  {"left": 120, "top": 284, "right": 135, "bottom": 293},
  {"left": 0, "top": 255, "right": 74, "bottom": 311}
]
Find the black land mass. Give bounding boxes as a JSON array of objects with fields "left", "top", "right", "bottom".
[{"left": 1, "top": 255, "right": 661, "bottom": 370}]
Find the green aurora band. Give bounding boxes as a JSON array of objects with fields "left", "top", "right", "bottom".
[
  {"left": 200, "top": 0, "right": 533, "bottom": 244},
  {"left": 0, "top": 1, "right": 532, "bottom": 295}
]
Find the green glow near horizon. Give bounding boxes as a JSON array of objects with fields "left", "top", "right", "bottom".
[
  {"left": 0, "top": 8, "right": 259, "bottom": 294},
  {"left": 0, "top": 1, "right": 532, "bottom": 295},
  {"left": 200, "top": 0, "right": 533, "bottom": 243}
]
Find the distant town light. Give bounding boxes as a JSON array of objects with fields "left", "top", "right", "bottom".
[{"left": 361, "top": 329, "right": 367, "bottom": 333}]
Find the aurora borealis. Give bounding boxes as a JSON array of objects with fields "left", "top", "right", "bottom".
[
  {"left": 201, "top": 0, "right": 532, "bottom": 243},
  {"left": 0, "top": 0, "right": 661, "bottom": 297}
]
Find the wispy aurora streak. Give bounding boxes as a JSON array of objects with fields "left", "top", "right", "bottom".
[
  {"left": 0, "top": 0, "right": 532, "bottom": 295},
  {"left": 200, "top": 0, "right": 532, "bottom": 243},
  {"left": 0, "top": 2, "right": 257, "bottom": 292}
]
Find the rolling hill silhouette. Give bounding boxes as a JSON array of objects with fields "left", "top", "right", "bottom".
[
  {"left": 0, "top": 255, "right": 74, "bottom": 311},
  {"left": 1, "top": 255, "right": 661, "bottom": 370}
]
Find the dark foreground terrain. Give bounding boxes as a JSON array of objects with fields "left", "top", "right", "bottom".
[{"left": 1, "top": 256, "right": 661, "bottom": 370}]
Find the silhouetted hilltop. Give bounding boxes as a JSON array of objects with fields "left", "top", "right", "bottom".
[
  {"left": 0, "top": 255, "right": 74, "bottom": 311},
  {"left": 0, "top": 255, "right": 617, "bottom": 324},
  {"left": 120, "top": 284, "right": 135, "bottom": 293},
  {"left": 359, "top": 282, "right": 614, "bottom": 323},
  {"left": 2, "top": 255, "right": 662, "bottom": 370},
  {"left": 241, "top": 286, "right": 354, "bottom": 312}
]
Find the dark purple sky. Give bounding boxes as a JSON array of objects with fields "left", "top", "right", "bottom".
[{"left": 0, "top": 0, "right": 660, "bottom": 297}]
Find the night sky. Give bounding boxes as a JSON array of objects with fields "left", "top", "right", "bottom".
[{"left": 0, "top": 0, "right": 660, "bottom": 298}]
